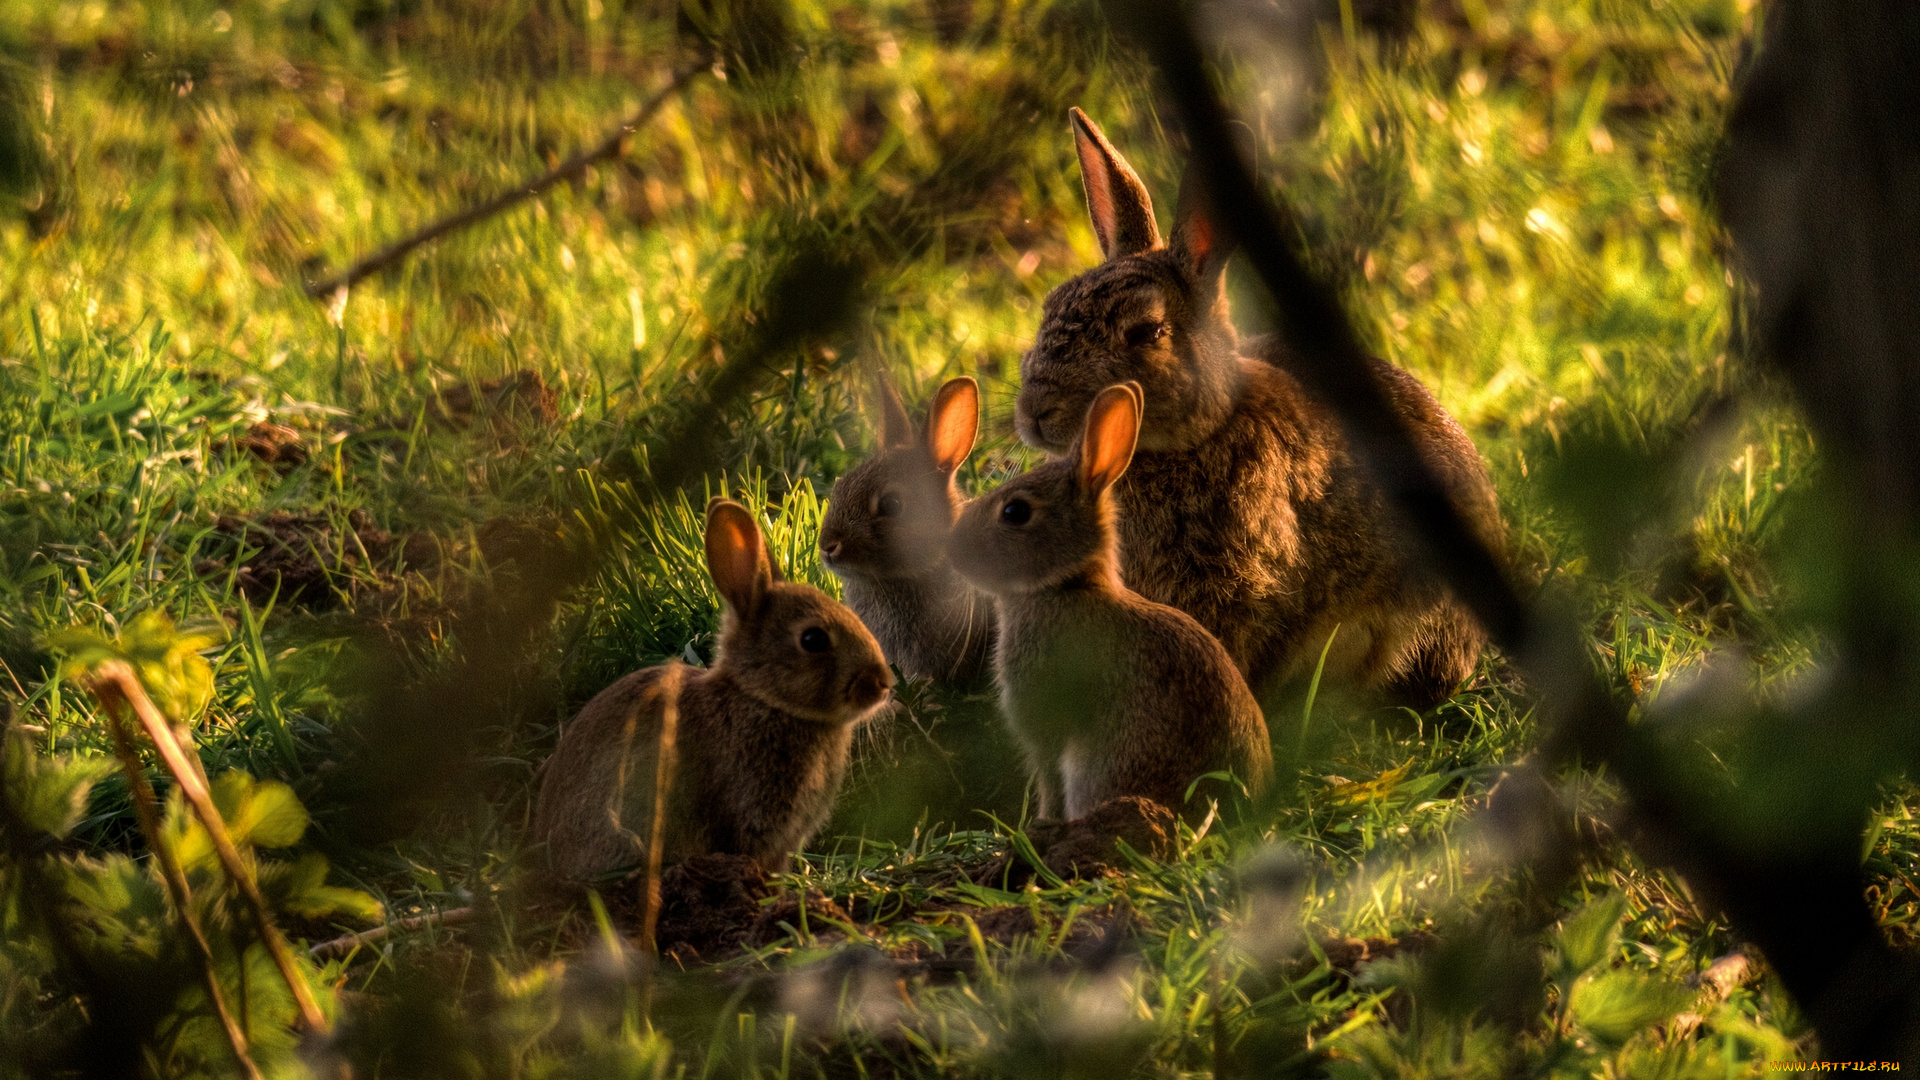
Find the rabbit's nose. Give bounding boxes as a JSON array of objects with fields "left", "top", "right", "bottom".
[
  {"left": 848, "top": 667, "right": 892, "bottom": 710},
  {"left": 820, "top": 538, "right": 843, "bottom": 560}
]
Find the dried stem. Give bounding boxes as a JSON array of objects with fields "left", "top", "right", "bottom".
[
  {"left": 307, "top": 905, "right": 477, "bottom": 963},
  {"left": 90, "top": 661, "right": 330, "bottom": 1034},
  {"left": 98, "top": 703, "right": 262, "bottom": 1080},
  {"left": 302, "top": 66, "right": 702, "bottom": 299},
  {"left": 638, "top": 663, "right": 685, "bottom": 958}
]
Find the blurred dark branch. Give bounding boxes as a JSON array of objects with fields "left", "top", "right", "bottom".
[
  {"left": 1108, "top": 0, "right": 1918, "bottom": 1058},
  {"left": 302, "top": 65, "right": 702, "bottom": 300}
]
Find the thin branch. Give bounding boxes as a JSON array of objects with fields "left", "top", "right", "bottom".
[
  {"left": 302, "top": 65, "right": 703, "bottom": 299},
  {"left": 90, "top": 661, "right": 330, "bottom": 1034},
  {"left": 98, "top": 708, "right": 262, "bottom": 1080},
  {"left": 307, "top": 906, "right": 477, "bottom": 963},
  {"left": 638, "top": 663, "right": 684, "bottom": 959}
]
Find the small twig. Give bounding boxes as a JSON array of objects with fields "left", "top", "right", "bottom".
[
  {"left": 98, "top": 703, "right": 262, "bottom": 1080},
  {"left": 307, "top": 906, "right": 478, "bottom": 962},
  {"left": 302, "top": 66, "right": 702, "bottom": 299},
  {"left": 90, "top": 661, "right": 330, "bottom": 1034},
  {"left": 639, "top": 663, "right": 685, "bottom": 959}
]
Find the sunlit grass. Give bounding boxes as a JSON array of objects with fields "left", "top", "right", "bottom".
[{"left": 0, "top": 0, "right": 1865, "bottom": 1074}]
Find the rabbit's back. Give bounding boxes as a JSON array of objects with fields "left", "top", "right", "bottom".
[{"left": 1115, "top": 351, "right": 1499, "bottom": 704}]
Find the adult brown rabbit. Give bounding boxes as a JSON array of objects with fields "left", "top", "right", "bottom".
[
  {"left": 950, "top": 382, "right": 1272, "bottom": 820},
  {"left": 1014, "top": 108, "right": 1504, "bottom": 708},
  {"left": 819, "top": 374, "right": 993, "bottom": 684},
  {"left": 533, "top": 499, "right": 893, "bottom": 882}
]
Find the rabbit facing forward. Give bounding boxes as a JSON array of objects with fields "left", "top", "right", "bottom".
[
  {"left": 1014, "top": 109, "right": 1504, "bottom": 709},
  {"left": 819, "top": 375, "right": 994, "bottom": 685},
  {"left": 533, "top": 499, "right": 893, "bottom": 881},
  {"left": 950, "top": 382, "right": 1273, "bottom": 821}
]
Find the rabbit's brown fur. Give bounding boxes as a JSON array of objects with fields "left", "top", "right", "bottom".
[
  {"left": 950, "top": 383, "right": 1272, "bottom": 820},
  {"left": 533, "top": 500, "right": 893, "bottom": 881},
  {"left": 820, "top": 376, "right": 993, "bottom": 684},
  {"left": 1014, "top": 109, "right": 1503, "bottom": 708}
]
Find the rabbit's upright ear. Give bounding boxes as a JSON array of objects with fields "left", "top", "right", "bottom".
[
  {"left": 706, "top": 500, "right": 773, "bottom": 616},
  {"left": 1070, "top": 108, "right": 1161, "bottom": 261},
  {"left": 1077, "top": 382, "right": 1143, "bottom": 495},
  {"left": 871, "top": 364, "right": 915, "bottom": 449},
  {"left": 925, "top": 377, "right": 979, "bottom": 475},
  {"left": 1169, "top": 172, "right": 1232, "bottom": 295}
]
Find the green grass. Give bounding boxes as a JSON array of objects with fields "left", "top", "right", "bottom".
[{"left": 0, "top": 0, "right": 1882, "bottom": 1075}]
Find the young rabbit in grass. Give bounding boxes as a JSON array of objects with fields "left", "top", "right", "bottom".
[
  {"left": 819, "top": 374, "right": 994, "bottom": 685},
  {"left": 1014, "top": 109, "right": 1505, "bottom": 709},
  {"left": 950, "top": 382, "right": 1273, "bottom": 821},
  {"left": 533, "top": 499, "right": 893, "bottom": 882}
]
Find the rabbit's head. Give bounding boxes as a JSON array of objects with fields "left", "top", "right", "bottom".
[
  {"left": 820, "top": 375, "right": 978, "bottom": 580},
  {"left": 706, "top": 499, "right": 894, "bottom": 723},
  {"left": 951, "top": 383, "right": 1142, "bottom": 596},
  {"left": 1017, "top": 109, "right": 1239, "bottom": 456}
]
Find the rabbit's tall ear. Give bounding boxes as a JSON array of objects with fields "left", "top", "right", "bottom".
[
  {"left": 925, "top": 377, "right": 979, "bottom": 475},
  {"left": 1169, "top": 171, "right": 1233, "bottom": 294},
  {"left": 1070, "top": 108, "right": 1161, "bottom": 260},
  {"left": 705, "top": 500, "right": 773, "bottom": 616},
  {"left": 871, "top": 364, "right": 915, "bottom": 449},
  {"left": 1077, "top": 382, "right": 1143, "bottom": 495}
]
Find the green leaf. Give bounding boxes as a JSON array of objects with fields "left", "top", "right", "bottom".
[
  {"left": 44, "top": 609, "right": 228, "bottom": 722},
  {"left": 259, "top": 853, "right": 383, "bottom": 923},
  {"left": 1570, "top": 969, "right": 1696, "bottom": 1049},
  {"left": 2, "top": 738, "right": 114, "bottom": 839},
  {"left": 1551, "top": 891, "right": 1627, "bottom": 985},
  {"left": 208, "top": 771, "right": 309, "bottom": 849},
  {"left": 239, "top": 780, "right": 310, "bottom": 849}
]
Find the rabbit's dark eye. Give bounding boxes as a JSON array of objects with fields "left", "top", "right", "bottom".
[
  {"left": 1124, "top": 321, "right": 1168, "bottom": 348},
  {"left": 1000, "top": 498, "right": 1032, "bottom": 526},
  {"left": 876, "top": 492, "right": 902, "bottom": 518},
  {"left": 800, "top": 627, "right": 832, "bottom": 653}
]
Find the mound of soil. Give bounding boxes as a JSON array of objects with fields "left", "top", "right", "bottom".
[
  {"left": 591, "top": 855, "right": 862, "bottom": 966},
  {"left": 233, "top": 421, "right": 308, "bottom": 469},
  {"left": 1318, "top": 930, "right": 1436, "bottom": 976},
  {"left": 435, "top": 369, "right": 558, "bottom": 430},
  {"left": 205, "top": 508, "right": 434, "bottom": 608},
  {"left": 649, "top": 854, "right": 773, "bottom": 963},
  {"left": 977, "top": 796, "right": 1177, "bottom": 887}
]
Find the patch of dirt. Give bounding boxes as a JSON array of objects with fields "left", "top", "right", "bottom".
[
  {"left": 232, "top": 421, "right": 308, "bottom": 469},
  {"left": 647, "top": 854, "right": 775, "bottom": 964},
  {"left": 593, "top": 856, "right": 863, "bottom": 966},
  {"left": 435, "top": 369, "right": 558, "bottom": 430},
  {"left": 1318, "top": 930, "right": 1437, "bottom": 977},
  {"left": 202, "top": 509, "right": 436, "bottom": 608},
  {"left": 743, "top": 887, "right": 859, "bottom": 950},
  {"left": 975, "top": 796, "right": 1177, "bottom": 887}
]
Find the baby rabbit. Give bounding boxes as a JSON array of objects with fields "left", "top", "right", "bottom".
[
  {"left": 533, "top": 499, "right": 893, "bottom": 881},
  {"left": 1014, "top": 109, "right": 1505, "bottom": 709},
  {"left": 819, "top": 374, "right": 993, "bottom": 685},
  {"left": 950, "top": 382, "right": 1273, "bottom": 821}
]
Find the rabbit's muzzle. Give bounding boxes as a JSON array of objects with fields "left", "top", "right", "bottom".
[
  {"left": 1015, "top": 395, "right": 1075, "bottom": 453},
  {"left": 846, "top": 665, "right": 893, "bottom": 713}
]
